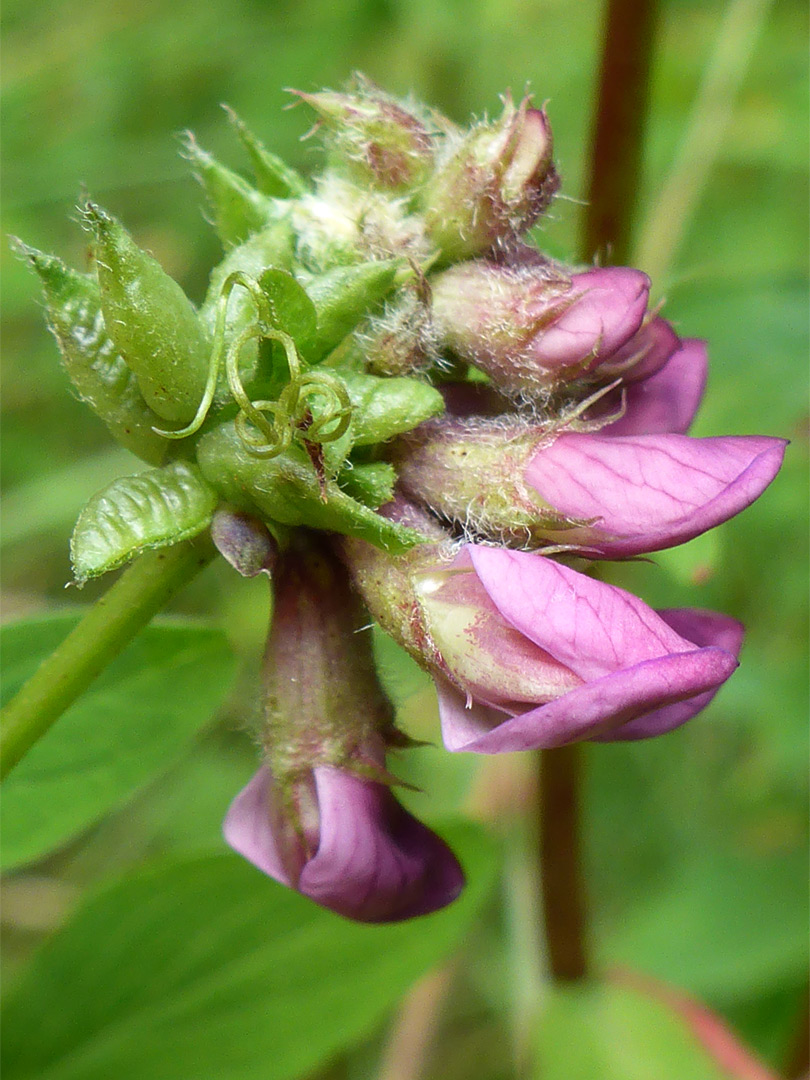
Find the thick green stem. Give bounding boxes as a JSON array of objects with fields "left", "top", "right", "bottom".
[
  {"left": 581, "top": 0, "right": 659, "bottom": 265},
  {"left": 538, "top": 744, "right": 588, "bottom": 981},
  {"left": 0, "top": 537, "right": 215, "bottom": 780}
]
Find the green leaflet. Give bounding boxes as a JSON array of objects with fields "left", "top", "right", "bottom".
[
  {"left": 183, "top": 134, "right": 278, "bottom": 248},
  {"left": 71, "top": 461, "right": 218, "bottom": 583},
  {"left": 14, "top": 243, "right": 167, "bottom": 465},
  {"left": 86, "top": 204, "right": 212, "bottom": 424},
  {"left": 197, "top": 422, "right": 423, "bottom": 554}
]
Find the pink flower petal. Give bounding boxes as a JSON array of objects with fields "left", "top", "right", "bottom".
[
  {"left": 525, "top": 432, "right": 787, "bottom": 557},
  {"left": 600, "top": 338, "right": 708, "bottom": 436}
]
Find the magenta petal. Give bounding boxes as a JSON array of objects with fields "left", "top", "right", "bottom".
[
  {"left": 439, "top": 646, "right": 738, "bottom": 752},
  {"left": 435, "top": 677, "right": 512, "bottom": 751},
  {"left": 301, "top": 767, "right": 464, "bottom": 922},
  {"left": 525, "top": 432, "right": 787, "bottom": 557},
  {"left": 592, "top": 608, "right": 744, "bottom": 740},
  {"left": 223, "top": 767, "right": 298, "bottom": 887},
  {"left": 535, "top": 267, "right": 650, "bottom": 368},
  {"left": 599, "top": 316, "right": 680, "bottom": 383},
  {"left": 224, "top": 766, "right": 464, "bottom": 923},
  {"left": 601, "top": 339, "right": 708, "bottom": 436},
  {"left": 468, "top": 547, "right": 693, "bottom": 680}
]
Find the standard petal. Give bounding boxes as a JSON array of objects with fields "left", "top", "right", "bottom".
[
  {"left": 592, "top": 608, "right": 744, "bottom": 740},
  {"left": 438, "top": 645, "right": 738, "bottom": 752},
  {"left": 468, "top": 547, "right": 694, "bottom": 680},
  {"left": 300, "top": 766, "right": 465, "bottom": 922},
  {"left": 534, "top": 267, "right": 650, "bottom": 369},
  {"left": 600, "top": 339, "right": 708, "bottom": 436},
  {"left": 525, "top": 432, "right": 787, "bottom": 557}
]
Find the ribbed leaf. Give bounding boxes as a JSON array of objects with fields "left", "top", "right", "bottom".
[{"left": 71, "top": 461, "right": 218, "bottom": 582}]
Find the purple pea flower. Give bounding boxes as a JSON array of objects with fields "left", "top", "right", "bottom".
[
  {"left": 395, "top": 417, "right": 786, "bottom": 557},
  {"left": 224, "top": 747, "right": 464, "bottom": 923},
  {"left": 344, "top": 537, "right": 743, "bottom": 753},
  {"left": 430, "top": 260, "right": 651, "bottom": 394}
]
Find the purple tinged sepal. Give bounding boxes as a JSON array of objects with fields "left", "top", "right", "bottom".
[
  {"left": 210, "top": 507, "right": 280, "bottom": 577},
  {"left": 430, "top": 261, "right": 650, "bottom": 395},
  {"left": 422, "top": 96, "right": 559, "bottom": 260},
  {"left": 223, "top": 533, "right": 464, "bottom": 922}
]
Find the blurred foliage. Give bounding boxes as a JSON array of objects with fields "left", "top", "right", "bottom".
[{"left": 1, "top": 0, "right": 807, "bottom": 1077}]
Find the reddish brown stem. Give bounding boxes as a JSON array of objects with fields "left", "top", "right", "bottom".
[
  {"left": 538, "top": 744, "right": 588, "bottom": 981},
  {"left": 581, "top": 0, "right": 660, "bottom": 265}
]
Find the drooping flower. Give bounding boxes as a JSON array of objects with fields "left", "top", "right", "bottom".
[
  {"left": 342, "top": 530, "right": 744, "bottom": 753},
  {"left": 224, "top": 751, "right": 464, "bottom": 923},
  {"left": 393, "top": 416, "right": 786, "bottom": 557},
  {"left": 222, "top": 532, "right": 464, "bottom": 921}
]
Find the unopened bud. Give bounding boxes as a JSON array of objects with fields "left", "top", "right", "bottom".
[
  {"left": 430, "top": 260, "right": 650, "bottom": 395},
  {"left": 421, "top": 97, "right": 559, "bottom": 260},
  {"left": 294, "top": 78, "right": 434, "bottom": 192}
]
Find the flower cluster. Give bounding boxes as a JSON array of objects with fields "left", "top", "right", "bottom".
[{"left": 21, "top": 77, "right": 785, "bottom": 922}]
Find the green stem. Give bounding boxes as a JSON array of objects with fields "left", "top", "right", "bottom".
[{"left": 0, "top": 537, "right": 215, "bottom": 780}]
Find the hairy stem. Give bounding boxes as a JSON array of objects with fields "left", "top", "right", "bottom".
[
  {"left": 581, "top": 0, "right": 660, "bottom": 265},
  {"left": 0, "top": 537, "right": 215, "bottom": 780}
]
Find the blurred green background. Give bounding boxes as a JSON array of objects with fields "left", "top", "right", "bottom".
[{"left": 2, "top": 1, "right": 808, "bottom": 1077}]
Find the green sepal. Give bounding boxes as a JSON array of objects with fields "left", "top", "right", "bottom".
[
  {"left": 296, "top": 259, "right": 400, "bottom": 362},
  {"left": 337, "top": 461, "right": 396, "bottom": 508},
  {"left": 341, "top": 371, "right": 444, "bottom": 445},
  {"left": 85, "top": 204, "right": 211, "bottom": 424},
  {"left": 197, "top": 422, "right": 424, "bottom": 554},
  {"left": 70, "top": 461, "right": 218, "bottom": 583},
  {"left": 13, "top": 241, "right": 167, "bottom": 465},
  {"left": 182, "top": 133, "right": 277, "bottom": 248},
  {"left": 224, "top": 106, "right": 309, "bottom": 198}
]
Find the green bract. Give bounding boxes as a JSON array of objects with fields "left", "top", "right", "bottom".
[{"left": 71, "top": 462, "right": 218, "bottom": 583}]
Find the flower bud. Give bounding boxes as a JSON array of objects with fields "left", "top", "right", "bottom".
[
  {"left": 293, "top": 78, "right": 434, "bottom": 192},
  {"left": 84, "top": 203, "right": 211, "bottom": 423},
  {"left": 14, "top": 241, "right": 167, "bottom": 464},
  {"left": 430, "top": 261, "right": 650, "bottom": 395},
  {"left": 394, "top": 417, "right": 787, "bottom": 557},
  {"left": 421, "top": 96, "right": 559, "bottom": 260},
  {"left": 223, "top": 535, "right": 464, "bottom": 921}
]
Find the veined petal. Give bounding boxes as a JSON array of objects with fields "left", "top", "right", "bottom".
[
  {"left": 468, "top": 547, "right": 693, "bottom": 680},
  {"left": 591, "top": 608, "right": 744, "bottom": 741},
  {"left": 525, "top": 433, "right": 787, "bottom": 557},
  {"left": 300, "top": 766, "right": 464, "bottom": 922}
]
